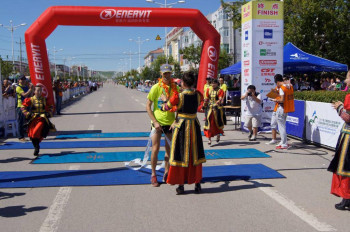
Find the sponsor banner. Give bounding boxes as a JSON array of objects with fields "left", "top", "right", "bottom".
[
  {"left": 305, "top": 101, "right": 343, "bottom": 148},
  {"left": 242, "top": 1, "right": 283, "bottom": 23},
  {"left": 286, "top": 100, "right": 305, "bottom": 138}
]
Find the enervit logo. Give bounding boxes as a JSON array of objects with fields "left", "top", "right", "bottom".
[
  {"left": 36, "top": 83, "right": 48, "bottom": 98},
  {"left": 244, "top": 60, "right": 250, "bottom": 66},
  {"left": 100, "top": 9, "right": 152, "bottom": 20},
  {"left": 208, "top": 46, "right": 217, "bottom": 62},
  {"left": 264, "top": 29, "right": 273, "bottom": 39},
  {"left": 259, "top": 60, "right": 277, "bottom": 66},
  {"left": 245, "top": 31, "right": 248, "bottom": 40},
  {"left": 100, "top": 9, "right": 117, "bottom": 20}
]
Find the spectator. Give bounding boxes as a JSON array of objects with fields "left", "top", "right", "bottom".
[
  {"left": 2, "top": 78, "right": 15, "bottom": 98},
  {"left": 266, "top": 74, "right": 295, "bottom": 149},
  {"left": 16, "top": 75, "right": 34, "bottom": 141},
  {"left": 53, "top": 80, "right": 63, "bottom": 115},
  {"left": 321, "top": 77, "right": 331, "bottom": 90},
  {"left": 241, "top": 85, "right": 262, "bottom": 141},
  {"left": 328, "top": 78, "right": 336, "bottom": 91}
]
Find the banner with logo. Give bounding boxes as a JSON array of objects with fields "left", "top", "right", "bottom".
[
  {"left": 25, "top": 6, "right": 220, "bottom": 107},
  {"left": 241, "top": 1, "right": 284, "bottom": 126},
  {"left": 305, "top": 101, "right": 343, "bottom": 148},
  {"left": 286, "top": 100, "right": 305, "bottom": 138}
]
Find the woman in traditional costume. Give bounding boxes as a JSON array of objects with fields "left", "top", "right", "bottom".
[
  {"left": 328, "top": 71, "right": 350, "bottom": 210},
  {"left": 21, "top": 85, "right": 55, "bottom": 156},
  {"left": 162, "top": 71, "right": 206, "bottom": 194},
  {"left": 203, "top": 79, "right": 225, "bottom": 145}
]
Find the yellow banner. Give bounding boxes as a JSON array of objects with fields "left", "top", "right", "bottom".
[{"left": 242, "top": 1, "right": 283, "bottom": 23}]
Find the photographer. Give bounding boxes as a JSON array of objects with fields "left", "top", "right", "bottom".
[{"left": 241, "top": 85, "right": 262, "bottom": 141}]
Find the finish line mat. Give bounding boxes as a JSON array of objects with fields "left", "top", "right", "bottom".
[
  {"left": 32, "top": 149, "right": 270, "bottom": 164},
  {"left": 55, "top": 132, "right": 204, "bottom": 139},
  {"left": 0, "top": 164, "right": 284, "bottom": 188},
  {"left": 0, "top": 140, "right": 165, "bottom": 150}
]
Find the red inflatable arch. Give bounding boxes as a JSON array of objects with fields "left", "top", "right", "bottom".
[{"left": 25, "top": 6, "right": 220, "bottom": 107}]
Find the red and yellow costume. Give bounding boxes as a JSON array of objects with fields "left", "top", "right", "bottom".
[
  {"left": 163, "top": 89, "right": 206, "bottom": 185},
  {"left": 203, "top": 87, "right": 225, "bottom": 138},
  {"left": 328, "top": 94, "right": 350, "bottom": 199},
  {"left": 21, "top": 96, "right": 55, "bottom": 155}
]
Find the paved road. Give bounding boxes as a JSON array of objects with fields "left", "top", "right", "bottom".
[{"left": 0, "top": 83, "right": 347, "bottom": 232}]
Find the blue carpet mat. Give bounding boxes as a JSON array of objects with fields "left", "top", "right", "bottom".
[
  {"left": 55, "top": 131, "right": 205, "bottom": 139},
  {"left": 0, "top": 164, "right": 284, "bottom": 188},
  {"left": 32, "top": 149, "right": 270, "bottom": 164},
  {"left": 0, "top": 140, "right": 165, "bottom": 150}
]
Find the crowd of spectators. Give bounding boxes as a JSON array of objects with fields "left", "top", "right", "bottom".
[{"left": 289, "top": 74, "right": 347, "bottom": 91}]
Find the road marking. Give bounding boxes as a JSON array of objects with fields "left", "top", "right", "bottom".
[
  {"left": 255, "top": 180, "right": 336, "bottom": 231},
  {"left": 39, "top": 165, "right": 80, "bottom": 232},
  {"left": 88, "top": 125, "right": 94, "bottom": 130},
  {"left": 223, "top": 162, "right": 336, "bottom": 231},
  {"left": 94, "top": 111, "right": 100, "bottom": 118},
  {"left": 98, "top": 104, "right": 103, "bottom": 108},
  {"left": 102, "top": 99, "right": 105, "bottom": 103},
  {"left": 141, "top": 103, "right": 146, "bottom": 107},
  {"left": 135, "top": 99, "right": 140, "bottom": 102}
]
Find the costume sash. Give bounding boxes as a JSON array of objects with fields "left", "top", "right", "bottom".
[{"left": 124, "top": 128, "right": 172, "bottom": 170}]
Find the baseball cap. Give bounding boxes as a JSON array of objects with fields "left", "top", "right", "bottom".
[
  {"left": 160, "top": 64, "right": 172, "bottom": 73},
  {"left": 19, "top": 74, "right": 26, "bottom": 81}
]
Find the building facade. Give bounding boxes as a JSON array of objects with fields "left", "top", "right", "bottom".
[
  {"left": 145, "top": 4, "right": 242, "bottom": 71},
  {"left": 144, "top": 48, "right": 164, "bottom": 68}
]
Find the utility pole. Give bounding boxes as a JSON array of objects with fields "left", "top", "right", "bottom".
[{"left": 16, "top": 37, "right": 25, "bottom": 73}]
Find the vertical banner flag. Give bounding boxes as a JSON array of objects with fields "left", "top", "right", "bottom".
[{"left": 241, "top": 1, "right": 284, "bottom": 129}]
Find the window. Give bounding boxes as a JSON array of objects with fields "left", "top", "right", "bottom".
[
  {"left": 184, "top": 36, "right": 188, "bottom": 43},
  {"left": 222, "top": 44, "right": 229, "bottom": 53}
]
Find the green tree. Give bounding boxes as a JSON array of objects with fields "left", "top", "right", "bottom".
[
  {"left": 179, "top": 44, "right": 202, "bottom": 73},
  {"left": 0, "top": 58, "right": 13, "bottom": 78},
  {"left": 221, "top": 0, "right": 350, "bottom": 66},
  {"left": 218, "top": 49, "right": 233, "bottom": 72}
]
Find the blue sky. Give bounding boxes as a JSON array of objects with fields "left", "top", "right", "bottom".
[{"left": 0, "top": 0, "right": 224, "bottom": 71}]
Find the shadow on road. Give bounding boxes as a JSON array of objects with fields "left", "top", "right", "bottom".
[
  {"left": 0, "top": 205, "right": 47, "bottom": 218},
  {"left": 0, "top": 191, "right": 25, "bottom": 200},
  {"left": 187, "top": 180, "right": 273, "bottom": 195},
  {"left": 62, "top": 110, "right": 147, "bottom": 116},
  {"left": 0, "top": 157, "right": 32, "bottom": 163}
]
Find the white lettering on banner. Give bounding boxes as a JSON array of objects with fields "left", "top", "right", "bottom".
[
  {"left": 259, "top": 60, "right": 277, "bottom": 66},
  {"left": 207, "top": 46, "right": 218, "bottom": 62},
  {"left": 257, "top": 21, "right": 280, "bottom": 28},
  {"left": 287, "top": 116, "right": 299, "bottom": 125},
  {"left": 259, "top": 41, "right": 278, "bottom": 46},
  {"left": 207, "top": 63, "right": 216, "bottom": 78},
  {"left": 31, "top": 43, "right": 45, "bottom": 81},
  {"left": 36, "top": 83, "right": 49, "bottom": 98},
  {"left": 100, "top": 9, "right": 152, "bottom": 20},
  {"left": 244, "top": 60, "right": 250, "bottom": 66},
  {"left": 257, "top": 10, "right": 279, "bottom": 16}
]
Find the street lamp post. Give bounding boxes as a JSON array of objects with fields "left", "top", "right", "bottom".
[
  {"left": 146, "top": 0, "right": 185, "bottom": 63},
  {"left": 48, "top": 46, "right": 63, "bottom": 79},
  {"left": 0, "top": 20, "right": 26, "bottom": 73},
  {"left": 123, "top": 50, "right": 137, "bottom": 72},
  {"left": 129, "top": 37, "right": 149, "bottom": 72}
]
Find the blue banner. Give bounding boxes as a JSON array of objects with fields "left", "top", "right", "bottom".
[{"left": 286, "top": 100, "right": 305, "bottom": 138}]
